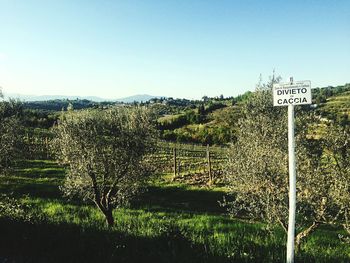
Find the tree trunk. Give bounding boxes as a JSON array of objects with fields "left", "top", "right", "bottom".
[
  {"left": 295, "top": 221, "right": 320, "bottom": 252},
  {"left": 94, "top": 199, "right": 114, "bottom": 228},
  {"left": 104, "top": 209, "right": 114, "bottom": 228}
]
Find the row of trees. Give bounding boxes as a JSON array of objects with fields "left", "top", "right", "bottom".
[
  {"left": 312, "top": 83, "right": 350, "bottom": 104},
  {"left": 1, "top": 83, "right": 349, "bottom": 248},
  {"left": 0, "top": 90, "right": 23, "bottom": 175}
]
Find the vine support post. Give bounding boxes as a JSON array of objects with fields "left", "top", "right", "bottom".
[
  {"left": 173, "top": 147, "right": 177, "bottom": 181},
  {"left": 207, "top": 144, "right": 213, "bottom": 185}
]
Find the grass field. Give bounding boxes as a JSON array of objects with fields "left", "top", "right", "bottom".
[
  {"left": 319, "top": 90, "right": 350, "bottom": 119},
  {"left": 0, "top": 160, "right": 349, "bottom": 263}
]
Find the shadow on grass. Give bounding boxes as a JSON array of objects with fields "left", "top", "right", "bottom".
[
  {"left": 0, "top": 177, "right": 63, "bottom": 200},
  {"left": 0, "top": 160, "right": 65, "bottom": 200},
  {"left": 1, "top": 217, "right": 346, "bottom": 263},
  {"left": 13, "top": 160, "right": 65, "bottom": 180},
  {"left": 0, "top": 218, "right": 229, "bottom": 263},
  {"left": 3, "top": 160, "right": 226, "bottom": 215},
  {"left": 15, "top": 160, "right": 61, "bottom": 169},
  {"left": 133, "top": 185, "right": 226, "bottom": 215}
]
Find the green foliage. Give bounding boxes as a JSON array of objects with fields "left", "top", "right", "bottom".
[
  {"left": 223, "top": 78, "right": 341, "bottom": 248},
  {"left": 233, "top": 91, "right": 253, "bottom": 104},
  {"left": 158, "top": 108, "right": 208, "bottom": 131},
  {"left": 0, "top": 195, "right": 35, "bottom": 222},
  {"left": 158, "top": 104, "right": 238, "bottom": 145},
  {"left": 51, "top": 107, "right": 156, "bottom": 226},
  {"left": 1, "top": 160, "right": 349, "bottom": 262},
  {"left": 21, "top": 109, "right": 59, "bottom": 129},
  {"left": 156, "top": 84, "right": 349, "bottom": 145},
  {"left": 23, "top": 99, "right": 108, "bottom": 111},
  {"left": 154, "top": 94, "right": 249, "bottom": 145},
  {"left": 0, "top": 93, "right": 23, "bottom": 174},
  {"left": 224, "top": 79, "right": 288, "bottom": 222},
  {"left": 313, "top": 84, "right": 350, "bottom": 125},
  {"left": 2, "top": 83, "right": 350, "bottom": 261},
  {"left": 323, "top": 124, "right": 350, "bottom": 234},
  {"left": 312, "top": 83, "right": 350, "bottom": 104},
  {"left": 160, "top": 124, "right": 233, "bottom": 145},
  {"left": 205, "top": 102, "right": 226, "bottom": 113}
]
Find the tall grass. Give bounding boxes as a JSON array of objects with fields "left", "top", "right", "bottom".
[{"left": 0, "top": 160, "right": 349, "bottom": 262}]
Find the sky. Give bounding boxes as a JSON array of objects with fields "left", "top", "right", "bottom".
[{"left": 0, "top": 0, "right": 349, "bottom": 100}]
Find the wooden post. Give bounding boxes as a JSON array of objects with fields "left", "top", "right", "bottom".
[
  {"left": 207, "top": 144, "right": 212, "bottom": 185},
  {"left": 45, "top": 137, "right": 49, "bottom": 159},
  {"left": 173, "top": 147, "right": 177, "bottom": 181}
]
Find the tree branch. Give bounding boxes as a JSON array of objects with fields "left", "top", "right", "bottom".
[
  {"left": 277, "top": 217, "right": 288, "bottom": 233},
  {"left": 295, "top": 221, "right": 320, "bottom": 252}
]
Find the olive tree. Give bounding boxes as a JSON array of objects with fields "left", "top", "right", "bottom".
[
  {"left": 52, "top": 107, "right": 156, "bottom": 227},
  {"left": 223, "top": 78, "right": 334, "bottom": 249},
  {"left": 324, "top": 124, "right": 350, "bottom": 234},
  {"left": 0, "top": 89, "right": 23, "bottom": 174},
  {"left": 0, "top": 89, "right": 24, "bottom": 219}
]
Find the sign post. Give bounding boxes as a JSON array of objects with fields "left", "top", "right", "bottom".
[
  {"left": 287, "top": 103, "right": 296, "bottom": 263},
  {"left": 273, "top": 78, "right": 311, "bottom": 263}
]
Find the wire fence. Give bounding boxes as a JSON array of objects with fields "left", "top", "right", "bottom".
[
  {"left": 24, "top": 135, "right": 229, "bottom": 186},
  {"left": 149, "top": 142, "right": 228, "bottom": 186}
]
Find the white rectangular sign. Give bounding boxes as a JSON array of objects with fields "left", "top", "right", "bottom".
[{"left": 273, "top": 80, "right": 311, "bottom": 106}]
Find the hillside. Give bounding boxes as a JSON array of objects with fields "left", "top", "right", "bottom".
[
  {"left": 315, "top": 88, "right": 350, "bottom": 124},
  {"left": 17, "top": 83, "right": 350, "bottom": 143},
  {"left": 155, "top": 84, "right": 350, "bottom": 145}
]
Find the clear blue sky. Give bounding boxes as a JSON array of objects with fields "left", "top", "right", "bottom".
[{"left": 0, "top": 0, "right": 349, "bottom": 99}]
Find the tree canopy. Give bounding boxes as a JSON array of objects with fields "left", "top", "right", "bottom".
[
  {"left": 0, "top": 90, "right": 23, "bottom": 174},
  {"left": 52, "top": 106, "right": 156, "bottom": 227},
  {"left": 223, "top": 78, "right": 339, "bottom": 249}
]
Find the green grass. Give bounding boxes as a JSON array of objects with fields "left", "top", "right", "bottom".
[
  {"left": 0, "top": 160, "right": 64, "bottom": 199},
  {"left": 320, "top": 91, "right": 350, "bottom": 116},
  {"left": 158, "top": 114, "right": 183, "bottom": 124},
  {"left": 0, "top": 160, "right": 349, "bottom": 263}
]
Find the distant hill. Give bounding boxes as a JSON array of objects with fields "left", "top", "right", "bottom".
[
  {"left": 115, "top": 94, "right": 163, "bottom": 103},
  {"left": 4, "top": 93, "right": 108, "bottom": 102},
  {"left": 4, "top": 93, "right": 162, "bottom": 103}
]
